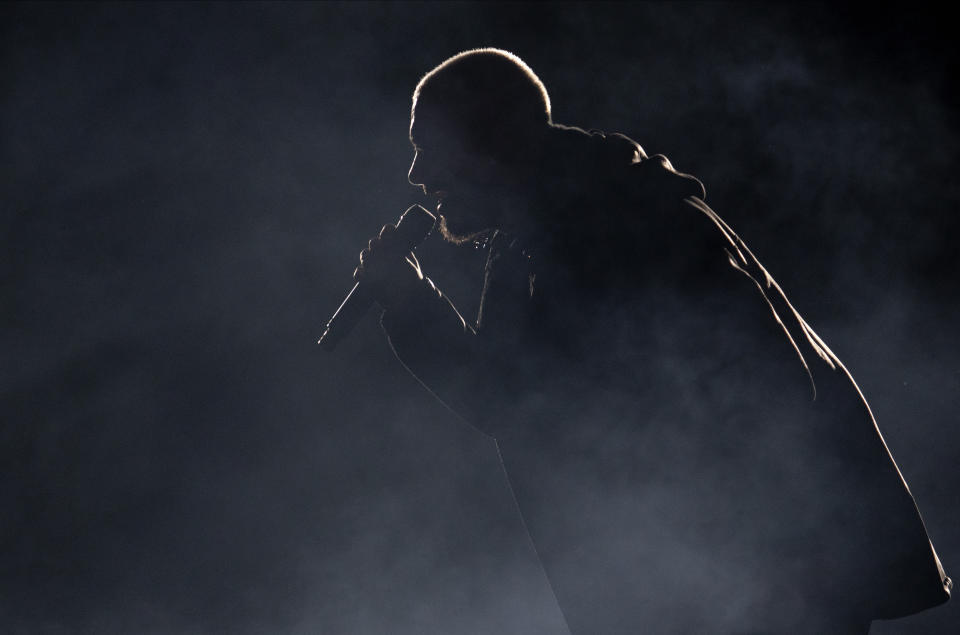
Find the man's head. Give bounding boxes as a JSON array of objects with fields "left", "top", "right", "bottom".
[{"left": 408, "top": 49, "right": 553, "bottom": 243}]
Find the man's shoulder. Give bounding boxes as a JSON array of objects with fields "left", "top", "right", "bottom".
[{"left": 549, "top": 124, "right": 705, "bottom": 201}]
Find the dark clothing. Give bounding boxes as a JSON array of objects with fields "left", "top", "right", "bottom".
[{"left": 382, "top": 126, "right": 950, "bottom": 633}]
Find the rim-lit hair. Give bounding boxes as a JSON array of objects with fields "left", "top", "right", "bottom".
[{"left": 410, "top": 49, "right": 553, "bottom": 152}]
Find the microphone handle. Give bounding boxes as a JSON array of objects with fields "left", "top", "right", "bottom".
[
  {"left": 317, "top": 280, "right": 369, "bottom": 351},
  {"left": 318, "top": 204, "right": 435, "bottom": 351}
]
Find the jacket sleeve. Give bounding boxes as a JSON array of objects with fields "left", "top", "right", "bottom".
[
  {"left": 379, "top": 274, "right": 500, "bottom": 432},
  {"left": 685, "top": 194, "right": 952, "bottom": 618},
  {"left": 380, "top": 232, "right": 536, "bottom": 435}
]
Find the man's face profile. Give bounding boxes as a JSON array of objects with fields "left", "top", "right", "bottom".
[{"left": 408, "top": 112, "right": 519, "bottom": 244}]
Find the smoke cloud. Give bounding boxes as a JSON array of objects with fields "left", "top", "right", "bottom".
[{"left": 1, "top": 3, "right": 955, "bottom": 633}]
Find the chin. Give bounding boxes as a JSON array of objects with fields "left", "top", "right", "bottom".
[{"left": 438, "top": 214, "right": 489, "bottom": 245}]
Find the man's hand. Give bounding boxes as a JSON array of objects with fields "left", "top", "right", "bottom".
[{"left": 353, "top": 223, "right": 426, "bottom": 312}]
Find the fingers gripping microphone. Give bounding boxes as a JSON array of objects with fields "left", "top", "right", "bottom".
[{"left": 318, "top": 204, "right": 436, "bottom": 351}]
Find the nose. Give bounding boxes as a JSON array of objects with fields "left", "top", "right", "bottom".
[{"left": 407, "top": 150, "right": 428, "bottom": 194}]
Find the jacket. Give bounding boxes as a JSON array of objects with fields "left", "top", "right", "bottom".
[{"left": 380, "top": 125, "right": 950, "bottom": 632}]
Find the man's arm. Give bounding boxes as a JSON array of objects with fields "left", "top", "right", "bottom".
[{"left": 355, "top": 224, "right": 500, "bottom": 431}]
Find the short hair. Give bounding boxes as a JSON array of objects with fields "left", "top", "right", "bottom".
[{"left": 411, "top": 48, "right": 553, "bottom": 156}]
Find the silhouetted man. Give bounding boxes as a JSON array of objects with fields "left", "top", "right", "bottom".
[{"left": 353, "top": 49, "right": 950, "bottom": 634}]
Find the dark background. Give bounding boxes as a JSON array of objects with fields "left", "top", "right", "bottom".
[{"left": 2, "top": 2, "right": 957, "bottom": 633}]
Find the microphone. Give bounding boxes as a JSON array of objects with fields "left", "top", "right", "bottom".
[{"left": 318, "top": 204, "right": 436, "bottom": 351}]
